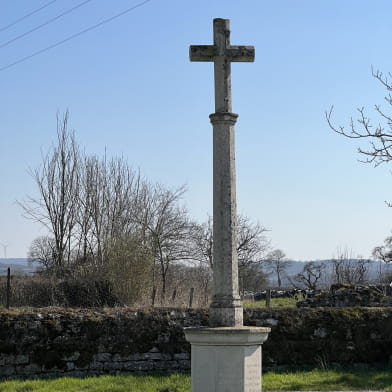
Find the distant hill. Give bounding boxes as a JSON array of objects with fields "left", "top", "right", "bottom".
[
  {"left": 1, "top": 258, "right": 391, "bottom": 283},
  {"left": 268, "top": 259, "right": 392, "bottom": 288},
  {"left": 0, "top": 258, "right": 37, "bottom": 275}
]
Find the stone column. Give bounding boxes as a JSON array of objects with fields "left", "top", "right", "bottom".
[{"left": 209, "top": 112, "right": 242, "bottom": 328}]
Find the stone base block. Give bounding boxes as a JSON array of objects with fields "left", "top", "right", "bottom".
[{"left": 184, "top": 327, "right": 270, "bottom": 392}]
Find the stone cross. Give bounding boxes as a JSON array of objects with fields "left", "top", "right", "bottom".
[
  {"left": 190, "top": 19, "right": 255, "bottom": 327},
  {"left": 190, "top": 18, "right": 255, "bottom": 113}
]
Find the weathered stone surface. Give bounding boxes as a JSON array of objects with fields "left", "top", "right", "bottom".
[
  {"left": 0, "top": 355, "right": 13, "bottom": 366},
  {"left": 42, "top": 364, "right": 64, "bottom": 373},
  {"left": 154, "top": 360, "right": 178, "bottom": 370},
  {"left": 120, "top": 353, "right": 143, "bottom": 361},
  {"left": 103, "top": 361, "right": 123, "bottom": 371},
  {"left": 74, "top": 361, "right": 90, "bottom": 370},
  {"left": 94, "top": 353, "right": 111, "bottom": 362},
  {"left": 62, "top": 352, "right": 80, "bottom": 361},
  {"left": 0, "top": 366, "right": 15, "bottom": 376},
  {"left": 89, "top": 361, "right": 103, "bottom": 370},
  {"left": 209, "top": 111, "right": 242, "bottom": 328},
  {"left": 174, "top": 353, "right": 189, "bottom": 360},
  {"left": 142, "top": 352, "right": 163, "bottom": 360},
  {"left": 123, "top": 360, "right": 154, "bottom": 371},
  {"left": 15, "top": 354, "right": 29, "bottom": 365},
  {"left": 24, "top": 364, "right": 41, "bottom": 374},
  {"left": 245, "top": 307, "right": 392, "bottom": 366},
  {"left": 111, "top": 353, "right": 123, "bottom": 362},
  {"left": 64, "top": 370, "right": 86, "bottom": 378},
  {"left": 190, "top": 20, "right": 254, "bottom": 113},
  {"left": 178, "top": 359, "right": 191, "bottom": 369}
]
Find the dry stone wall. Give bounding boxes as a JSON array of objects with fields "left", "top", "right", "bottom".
[
  {"left": 0, "top": 307, "right": 391, "bottom": 379},
  {"left": 245, "top": 307, "right": 392, "bottom": 367},
  {"left": 0, "top": 308, "right": 204, "bottom": 379},
  {"left": 297, "top": 284, "right": 392, "bottom": 308}
]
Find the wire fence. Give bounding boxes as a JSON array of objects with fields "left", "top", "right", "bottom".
[{"left": 0, "top": 269, "right": 207, "bottom": 309}]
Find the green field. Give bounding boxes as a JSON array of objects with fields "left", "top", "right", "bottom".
[
  {"left": 263, "top": 366, "right": 392, "bottom": 391},
  {"left": 243, "top": 296, "right": 300, "bottom": 308},
  {"left": 1, "top": 366, "right": 392, "bottom": 391}
]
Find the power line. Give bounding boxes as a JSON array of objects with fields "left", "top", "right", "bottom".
[
  {"left": 0, "top": 0, "right": 152, "bottom": 72},
  {"left": 0, "top": 0, "right": 94, "bottom": 49},
  {"left": 0, "top": 0, "right": 58, "bottom": 33}
]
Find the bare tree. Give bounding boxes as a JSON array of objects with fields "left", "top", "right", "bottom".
[
  {"left": 331, "top": 254, "right": 344, "bottom": 285},
  {"left": 265, "top": 249, "right": 290, "bottom": 288},
  {"left": 372, "top": 235, "right": 392, "bottom": 263},
  {"left": 27, "top": 236, "right": 57, "bottom": 272},
  {"left": 237, "top": 215, "right": 270, "bottom": 271},
  {"left": 77, "top": 154, "right": 143, "bottom": 273},
  {"left": 294, "top": 261, "right": 325, "bottom": 290},
  {"left": 22, "top": 114, "right": 218, "bottom": 307},
  {"left": 192, "top": 216, "right": 213, "bottom": 269},
  {"left": 192, "top": 214, "right": 270, "bottom": 292},
  {"left": 354, "top": 257, "right": 371, "bottom": 285},
  {"left": 189, "top": 217, "right": 214, "bottom": 301},
  {"left": 135, "top": 184, "right": 194, "bottom": 303},
  {"left": 236, "top": 216, "right": 270, "bottom": 292},
  {"left": 240, "top": 263, "right": 269, "bottom": 293},
  {"left": 326, "top": 69, "right": 392, "bottom": 169},
  {"left": 372, "top": 236, "right": 392, "bottom": 284},
  {"left": 330, "top": 248, "right": 370, "bottom": 285},
  {"left": 19, "top": 112, "right": 80, "bottom": 277}
]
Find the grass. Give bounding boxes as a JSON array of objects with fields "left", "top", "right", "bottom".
[
  {"left": 0, "top": 374, "right": 190, "bottom": 392},
  {"left": 243, "top": 296, "right": 300, "bottom": 308},
  {"left": 1, "top": 366, "right": 392, "bottom": 391},
  {"left": 263, "top": 366, "right": 392, "bottom": 391}
]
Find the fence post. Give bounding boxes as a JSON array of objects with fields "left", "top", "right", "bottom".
[
  {"left": 151, "top": 286, "right": 156, "bottom": 307},
  {"left": 6, "top": 268, "right": 10, "bottom": 309},
  {"left": 266, "top": 289, "right": 271, "bottom": 309},
  {"left": 171, "top": 288, "right": 177, "bottom": 303},
  {"left": 189, "top": 287, "right": 194, "bottom": 308}
]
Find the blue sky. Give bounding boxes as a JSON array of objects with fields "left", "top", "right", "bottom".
[{"left": 1, "top": 0, "right": 392, "bottom": 260}]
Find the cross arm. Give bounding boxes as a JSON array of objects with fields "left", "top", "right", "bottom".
[
  {"left": 189, "top": 45, "right": 215, "bottom": 61},
  {"left": 226, "top": 46, "right": 255, "bottom": 62},
  {"left": 190, "top": 45, "right": 255, "bottom": 62}
]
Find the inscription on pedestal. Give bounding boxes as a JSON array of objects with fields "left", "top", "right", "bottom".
[{"left": 244, "top": 345, "right": 262, "bottom": 392}]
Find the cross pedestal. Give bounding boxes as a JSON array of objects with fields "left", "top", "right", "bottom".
[
  {"left": 185, "top": 19, "right": 270, "bottom": 392},
  {"left": 185, "top": 327, "right": 270, "bottom": 392}
]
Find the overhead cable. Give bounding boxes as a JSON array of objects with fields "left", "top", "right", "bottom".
[
  {"left": 0, "top": 0, "right": 94, "bottom": 49},
  {"left": 0, "top": 0, "right": 58, "bottom": 33},
  {"left": 0, "top": 0, "right": 152, "bottom": 72}
]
